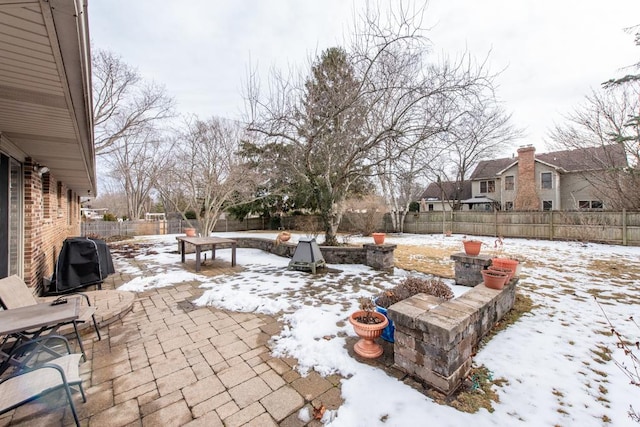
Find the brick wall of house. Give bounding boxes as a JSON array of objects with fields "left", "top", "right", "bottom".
[
  {"left": 514, "top": 146, "right": 540, "bottom": 210},
  {"left": 23, "top": 158, "right": 81, "bottom": 291}
]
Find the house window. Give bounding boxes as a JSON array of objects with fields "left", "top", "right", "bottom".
[
  {"left": 541, "top": 172, "right": 552, "bottom": 189},
  {"left": 480, "top": 180, "right": 495, "bottom": 193},
  {"left": 67, "top": 189, "right": 73, "bottom": 225},
  {"left": 543, "top": 200, "right": 553, "bottom": 211},
  {"left": 579, "top": 200, "right": 604, "bottom": 210},
  {"left": 504, "top": 176, "right": 514, "bottom": 191},
  {"left": 504, "top": 201, "right": 513, "bottom": 211},
  {"left": 428, "top": 204, "right": 434, "bottom": 211}
]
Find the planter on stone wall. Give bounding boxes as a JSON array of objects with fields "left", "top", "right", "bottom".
[
  {"left": 488, "top": 265, "right": 514, "bottom": 281},
  {"left": 481, "top": 269, "right": 509, "bottom": 290},
  {"left": 277, "top": 231, "right": 291, "bottom": 243},
  {"left": 492, "top": 258, "right": 520, "bottom": 278},
  {"left": 462, "top": 239, "right": 482, "bottom": 256},
  {"left": 372, "top": 233, "right": 386, "bottom": 245},
  {"left": 184, "top": 227, "right": 196, "bottom": 237}
]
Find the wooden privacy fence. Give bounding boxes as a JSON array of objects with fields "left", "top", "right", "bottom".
[
  {"left": 81, "top": 211, "right": 640, "bottom": 246},
  {"left": 404, "top": 210, "right": 640, "bottom": 246}
]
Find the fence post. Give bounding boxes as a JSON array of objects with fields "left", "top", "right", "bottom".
[
  {"left": 622, "top": 208, "right": 627, "bottom": 246},
  {"left": 549, "top": 210, "right": 554, "bottom": 241},
  {"left": 494, "top": 209, "right": 498, "bottom": 237}
]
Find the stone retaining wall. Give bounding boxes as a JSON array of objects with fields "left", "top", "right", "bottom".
[
  {"left": 182, "top": 237, "right": 396, "bottom": 270},
  {"left": 388, "top": 278, "right": 517, "bottom": 395}
]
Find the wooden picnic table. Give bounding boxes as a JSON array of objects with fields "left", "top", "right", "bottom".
[{"left": 176, "top": 236, "right": 237, "bottom": 272}]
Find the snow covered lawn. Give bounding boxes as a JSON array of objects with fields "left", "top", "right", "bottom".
[{"left": 115, "top": 232, "right": 640, "bottom": 426}]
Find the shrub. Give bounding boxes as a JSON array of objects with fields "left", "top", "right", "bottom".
[
  {"left": 376, "top": 276, "right": 454, "bottom": 308},
  {"left": 185, "top": 210, "right": 197, "bottom": 220},
  {"left": 103, "top": 213, "right": 117, "bottom": 221}
]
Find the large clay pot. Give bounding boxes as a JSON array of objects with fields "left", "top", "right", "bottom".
[
  {"left": 278, "top": 231, "right": 291, "bottom": 242},
  {"left": 463, "top": 240, "right": 482, "bottom": 256},
  {"left": 488, "top": 265, "right": 514, "bottom": 281},
  {"left": 372, "top": 233, "right": 386, "bottom": 245},
  {"left": 349, "top": 310, "right": 388, "bottom": 358},
  {"left": 492, "top": 258, "right": 520, "bottom": 278},
  {"left": 184, "top": 227, "right": 196, "bottom": 237},
  {"left": 481, "top": 269, "right": 509, "bottom": 290}
]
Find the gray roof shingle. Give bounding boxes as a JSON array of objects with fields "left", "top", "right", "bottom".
[
  {"left": 420, "top": 180, "right": 472, "bottom": 201},
  {"left": 469, "top": 144, "right": 628, "bottom": 180}
]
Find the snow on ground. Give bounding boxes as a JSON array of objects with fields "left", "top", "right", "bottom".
[{"left": 113, "top": 232, "right": 640, "bottom": 426}]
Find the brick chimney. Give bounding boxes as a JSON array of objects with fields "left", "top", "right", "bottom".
[{"left": 514, "top": 146, "right": 540, "bottom": 210}]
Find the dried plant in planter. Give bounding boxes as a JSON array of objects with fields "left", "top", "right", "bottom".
[
  {"left": 376, "top": 276, "right": 454, "bottom": 308},
  {"left": 354, "top": 297, "right": 384, "bottom": 324}
]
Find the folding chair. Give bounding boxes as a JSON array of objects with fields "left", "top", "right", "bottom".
[
  {"left": 0, "top": 275, "right": 102, "bottom": 358},
  {"left": 0, "top": 335, "right": 85, "bottom": 427}
]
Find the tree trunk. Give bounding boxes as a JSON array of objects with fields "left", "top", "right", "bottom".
[{"left": 321, "top": 199, "right": 344, "bottom": 246}]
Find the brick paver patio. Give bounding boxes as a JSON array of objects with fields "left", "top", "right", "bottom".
[{"left": 0, "top": 264, "right": 344, "bottom": 426}]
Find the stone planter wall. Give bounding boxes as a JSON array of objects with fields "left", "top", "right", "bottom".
[
  {"left": 197, "top": 237, "right": 396, "bottom": 270},
  {"left": 388, "top": 279, "right": 517, "bottom": 395},
  {"left": 450, "top": 252, "right": 492, "bottom": 287}
]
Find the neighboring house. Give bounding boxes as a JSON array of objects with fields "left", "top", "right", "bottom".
[
  {"left": 418, "top": 181, "right": 472, "bottom": 211},
  {"left": 81, "top": 208, "right": 109, "bottom": 220},
  {"left": 0, "top": 1, "right": 95, "bottom": 289},
  {"left": 468, "top": 144, "right": 628, "bottom": 211}
]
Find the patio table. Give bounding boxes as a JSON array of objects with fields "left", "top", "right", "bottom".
[
  {"left": 0, "top": 298, "right": 80, "bottom": 372},
  {"left": 176, "top": 236, "right": 237, "bottom": 272}
]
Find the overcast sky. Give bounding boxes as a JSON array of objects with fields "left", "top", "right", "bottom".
[{"left": 89, "top": 0, "right": 640, "bottom": 152}]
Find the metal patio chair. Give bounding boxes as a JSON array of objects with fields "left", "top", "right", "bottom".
[{"left": 0, "top": 335, "right": 86, "bottom": 426}]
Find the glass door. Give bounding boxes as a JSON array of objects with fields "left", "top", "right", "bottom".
[
  {"left": 8, "top": 158, "right": 22, "bottom": 276},
  {"left": 0, "top": 154, "right": 22, "bottom": 278}
]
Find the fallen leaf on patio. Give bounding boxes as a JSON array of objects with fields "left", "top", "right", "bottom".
[{"left": 313, "top": 403, "right": 326, "bottom": 420}]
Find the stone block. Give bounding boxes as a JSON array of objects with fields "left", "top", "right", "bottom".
[
  {"left": 363, "top": 243, "right": 397, "bottom": 270},
  {"left": 388, "top": 294, "right": 442, "bottom": 329},
  {"left": 394, "top": 353, "right": 416, "bottom": 376},
  {"left": 450, "top": 252, "right": 492, "bottom": 287},
  {"left": 393, "top": 330, "right": 416, "bottom": 350},
  {"left": 413, "top": 357, "right": 472, "bottom": 396}
]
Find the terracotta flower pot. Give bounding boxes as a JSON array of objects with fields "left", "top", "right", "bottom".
[
  {"left": 278, "top": 231, "right": 291, "bottom": 242},
  {"left": 492, "top": 258, "right": 520, "bottom": 277},
  {"left": 481, "top": 269, "right": 509, "bottom": 290},
  {"left": 488, "top": 265, "right": 514, "bottom": 281},
  {"left": 372, "top": 233, "right": 386, "bottom": 245},
  {"left": 184, "top": 227, "right": 196, "bottom": 237},
  {"left": 349, "top": 310, "right": 388, "bottom": 358},
  {"left": 463, "top": 240, "right": 482, "bottom": 256}
]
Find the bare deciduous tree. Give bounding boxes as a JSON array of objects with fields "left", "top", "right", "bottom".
[
  {"left": 92, "top": 49, "right": 175, "bottom": 155},
  {"left": 427, "top": 93, "right": 522, "bottom": 211},
  {"left": 549, "top": 86, "right": 640, "bottom": 209},
  {"left": 105, "top": 129, "right": 171, "bottom": 220},
  {"left": 156, "top": 117, "right": 260, "bottom": 235},
  {"left": 246, "top": 3, "right": 499, "bottom": 244}
]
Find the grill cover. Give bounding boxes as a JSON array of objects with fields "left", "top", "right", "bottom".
[{"left": 46, "top": 237, "right": 115, "bottom": 294}]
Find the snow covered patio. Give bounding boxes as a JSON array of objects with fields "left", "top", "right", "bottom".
[{"left": 3, "top": 232, "right": 639, "bottom": 426}]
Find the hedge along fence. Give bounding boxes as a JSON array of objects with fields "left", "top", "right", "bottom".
[
  {"left": 404, "top": 209, "right": 640, "bottom": 246},
  {"left": 82, "top": 210, "right": 640, "bottom": 246}
]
